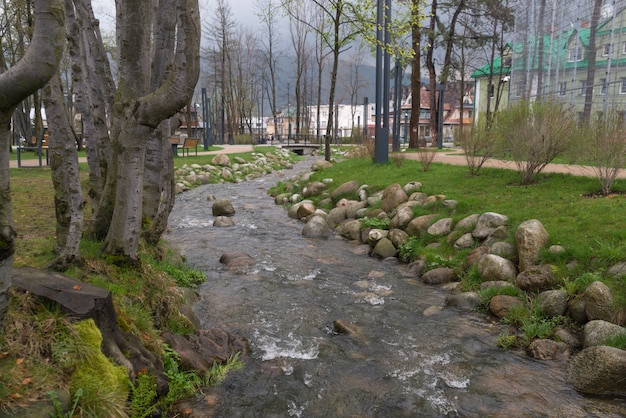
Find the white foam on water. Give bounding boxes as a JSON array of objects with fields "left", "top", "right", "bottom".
[
  {"left": 174, "top": 217, "right": 213, "bottom": 228},
  {"left": 287, "top": 401, "right": 304, "bottom": 417},
  {"left": 255, "top": 331, "right": 320, "bottom": 361},
  {"left": 286, "top": 269, "right": 319, "bottom": 281},
  {"left": 363, "top": 295, "right": 385, "bottom": 305}
]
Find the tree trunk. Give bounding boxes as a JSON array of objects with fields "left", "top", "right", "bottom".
[
  {"left": 101, "top": 0, "right": 200, "bottom": 262},
  {"left": 426, "top": 0, "right": 438, "bottom": 147},
  {"left": 582, "top": 0, "right": 603, "bottom": 123},
  {"left": 42, "top": 71, "right": 85, "bottom": 271},
  {"left": 409, "top": 0, "right": 421, "bottom": 149},
  {"left": 0, "top": 0, "right": 66, "bottom": 324}
]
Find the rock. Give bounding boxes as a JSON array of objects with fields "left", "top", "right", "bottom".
[
  {"left": 211, "top": 153, "right": 231, "bottom": 167},
  {"left": 477, "top": 254, "right": 518, "bottom": 282},
  {"left": 371, "top": 237, "right": 397, "bottom": 259},
  {"left": 453, "top": 233, "right": 475, "bottom": 249},
  {"left": 445, "top": 292, "right": 481, "bottom": 310},
  {"left": 403, "top": 181, "right": 422, "bottom": 194},
  {"left": 427, "top": 217, "right": 453, "bottom": 236},
  {"left": 488, "top": 295, "right": 524, "bottom": 318},
  {"left": 388, "top": 206, "right": 415, "bottom": 230},
  {"left": 213, "top": 216, "right": 235, "bottom": 227},
  {"left": 554, "top": 327, "right": 581, "bottom": 349},
  {"left": 296, "top": 201, "right": 317, "bottom": 220},
  {"left": 479, "top": 280, "right": 514, "bottom": 290},
  {"left": 584, "top": 281, "right": 615, "bottom": 322},
  {"left": 405, "top": 214, "right": 440, "bottom": 236},
  {"left": 567, "top": 298, "right": 588, "bottom": 324},
  {"left": 326, "top": 206, "right": 347, "bottom": 228},
  {"left": 162, "top": 329, "right": 250, "bottom": 375},
  {"left": 367, "top": 229, "right": 389, "bottom": 246},
  {"left": 212, "top": 198, "right": 235, "bottom": 216},
  {"left": 345, "top": 200, "right": 368, "bottom": 219},
  {"left": 490, "top": 242, "right": 515, "bottom": 259},
  {"left": 422, "top": 267, "right": 458, "bottom": 285},
  {"left": 408, "top": 192, "right": 427, "bottom": 204},
  {"left": 455, "top": 213, "right": 479, "bottom": 231},
  {"left": 388, "top": 228, "right": 409, "bottom": 249},
  {"left": 335, "top": 219, "right": 363, "bottom": 241},
  {"left": 302, "top": 214, "right": 330, "bottom": 238},
  {"left": 465, "top": 245, "right": 489, "bottom": 268},
  {"left": 566, "top": 345, "right": 626, "bottom": 396},
  {"left": 442, "top": 199, "right": 458, "bottom": 210},
  {"left": 582, "top": 320, "right": 626, "bottom": 348},
  {"left": 332, "top": 319, "right": 360, "bottom": 336},
  {"left": 330, "top": 180, "right": 361, "bottom": 201},
  {"left": 311, "top": 159, "right": 332, "bottom": 171},
  {"left": 219, "top": 253, "right": 256, "bottom": 268},
  {"left": 472, "top": 212, "right": 509, "bottom": 239},
  {"left": 536, "top": 289, "right": 568, "bottom": 318},
  {"left": 528, "top": 339, "right": 568, "bottom": 361},
  {"left": 302, "top": 181, "right": 327, "bottom": 197},
  {"left": 548, "top": 245, "right": 566, "bottom": 254},
  {"left": 515, "top": 219, "right": 549, "bottom": 271},
  {"left": 381, "top": 183, "right": 409, "bottom": 213},
  {"left": 606, "top": 261, "right": 626, "bottom": 278},
  {"left": 514, "top": 264, "right": 557, "bottom": 292}
]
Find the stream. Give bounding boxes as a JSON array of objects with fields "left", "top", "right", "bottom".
[{"left": 165, "top": 156, "right": 626, "bottom": 417}]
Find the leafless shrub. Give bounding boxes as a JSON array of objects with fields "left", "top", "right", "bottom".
[
  {"left": 456, "top": 123, "right": 497, "bottom": 176},
  {"left": 417, "top": 148, "right": 437, "bottom": 171},
  {"left": 579, "top": 110, "right": 626, "bottom": 196},
  {"left": 496, "top": 100, "right": 577, "bottom": 185}
]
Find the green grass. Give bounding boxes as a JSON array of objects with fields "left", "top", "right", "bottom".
[{"left": 304, "top": 156, "right": 626, "bottom": 272}]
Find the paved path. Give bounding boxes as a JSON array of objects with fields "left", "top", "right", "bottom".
[
  {"left": 397, "top": 150, "right": 626, "bottom": 179},
  {"left": 11, "top": 144, "right": 625, "bottom": 179},
  {"left": 8, "top": 144, "right": 255, "bottom": 169}
]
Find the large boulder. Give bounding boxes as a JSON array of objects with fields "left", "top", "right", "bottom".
[
  {"left": 477, "top": 254, "right": 518, "bottom": 282},
  {"left": 405, "top": 214, "right": 440, "bottom": 237},
  {"left": 582, "top": 320, "right": 626, "bottom": 348},
  {"left": 422, "top": 267, "right": 458, "bottom": 285},
  {"left": 311, "top": 159, "right": 332, "bottom": 171},
  {"left": 472, "top": 212, "right": 509, "bottom": 239},
  {"left": 213, "top": 216, "right": 235, "bottom": 227},
  {"left": 212, "top": 198, "right": 235, "bottom": 216},
  {"left": 536, "top": 289, "right": 568, "bottom": 318},
  {"left": 389, "top": 206, "right": 415, "bottom": 230},
  {"left": 488, "top": 294, "right": 524, "bottom": 318},
  {"left": 515, "top": 219, "right": 549, "bottom": 271},
  {"left": 388, "top": 228, "right": 409, "bottom": 249},
  {"left": 584, "top": 280, "right": 615, "bottom": 322},
  {"left": 427, "top": 218, "right": 453, "bottom": 237},
  {"left": 211, "top": 153, "right": 231, "bottom": 167},
  {"left": 371, "top": 237, "right": 397, "bottom": 259},
  {"left": 566, "top": 345, "right": 626, "bottom": 396},
  {"left": 381, "top": 183, "right": 409, "bottom": 213},
  {"left": 302, "top": 214, "right": 330, "bottom": 239},
  {"left": 330, "top": 180, "right": 360, "bottom": 201},
  {"left": 335, "top": 219, "right": 363, "bottom": 241},
  {"left": 514, "top": 264, "right": 558, "bottom": 292},
  {"left": 445, "top": 292, "right": 481, "bottom": 310},
  {"left": 326, "top": 206, "right": 347, "bottom": 228},
  {"left": 302, "top": 181, "right": 327, "bottom": 198},
  {"left": 219, "top": 253, "right": 255, "bottom": 268}
]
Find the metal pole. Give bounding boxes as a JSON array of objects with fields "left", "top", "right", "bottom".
[
  {"left": 363, "top": 97, "right": 368, "bottom": 141},
  {"left": 392, "top": 58, "right": 402, "bottom": 152},
  {"left": 437, "top": 83, "right": 444, "bottom": 149},
  {"left": 382, "top": 0, "right": 391, "bottom": 155},
  {"left": 374, "top": 0, "right": 386, "bottom": 163},
  {"left": 202, "top": 88, "right": 208, "bottom": 150}
]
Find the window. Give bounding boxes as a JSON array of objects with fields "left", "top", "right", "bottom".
[
  {"left": 488, "top": 83, "right": 495, "bottom": 98},
  {"left": 568, "top": 47, "right": 582, "bottom": 62},
  {"left": 623, "top": 41, "right": 626, "bottom": 54},
  {"left": 599, "top": 79, "right": 607, "bottom": 95},
  {"left": 559, "top": 82, "right": 567, "bottom": 96},
  {"left": 620, "top": 78, "right": 626, "bottom": 94},
  {"left": 514, "top": 82, "right": 524, "bottom": 97},
  {"left": 603, "top": 44, "right": 611, "bottom": 56},
  {"left": 579, "top": 80, "right": 587, "bottom": 96}
]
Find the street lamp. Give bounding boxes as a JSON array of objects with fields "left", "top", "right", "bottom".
[{"left": 403, "top": 111, "right": 409, "bottom": 144}]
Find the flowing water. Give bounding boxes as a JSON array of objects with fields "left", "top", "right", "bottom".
[{"left": 165, "top": 157, "right": 626, "bottom": 418}]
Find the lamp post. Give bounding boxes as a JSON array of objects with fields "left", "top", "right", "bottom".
[{"left": 403, "top": 111, "right": 409, "bottom": 144}]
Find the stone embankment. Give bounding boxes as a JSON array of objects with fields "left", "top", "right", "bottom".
[{"left": 267, "top": 158, "right": 626, "bottom": 398}]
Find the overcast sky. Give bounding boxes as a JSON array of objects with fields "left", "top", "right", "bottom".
[{"left": 93, "top": 0, "right": 264, "bottom": 35}]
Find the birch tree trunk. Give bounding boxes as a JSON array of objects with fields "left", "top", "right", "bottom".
[
  {"left": 100, "top": 0, "right": 200, "bottom": 262},
  {"left": 42, "top": 71, "right": 85, "bottom": 271},
  {"left": 0, "top": 0, "right": 65, "bottom": 324}
]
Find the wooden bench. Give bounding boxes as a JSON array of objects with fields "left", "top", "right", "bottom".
[{"left": 180, "top": 137, "right": 200, "bottom": 156}]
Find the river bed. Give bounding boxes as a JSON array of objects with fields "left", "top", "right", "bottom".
[{"left": 165, "top": 157, "right": 626, "bottom": 417}]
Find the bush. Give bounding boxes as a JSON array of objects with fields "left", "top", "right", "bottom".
[
  {"left": 455, "top": 121, "right": 497, "bottom": 176},
  {"left": 496, "top": 100, "right": 578, "bottom": 185}
]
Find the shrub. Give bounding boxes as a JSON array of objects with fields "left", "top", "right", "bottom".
[
  {"left": 455, "top": 121, "right": 497, "bottom": 176},
  {"left": 496, "top": 100, "right": 578, "bottom": 185}
]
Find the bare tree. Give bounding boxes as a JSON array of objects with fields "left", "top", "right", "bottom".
[
  {"left": 582, "top": 0, "right": 603, "bottom": 123},
  {"left": 256, "top": 0, "right": 282, "bottom": 141},
  {"left": 287, "top": 0, "right": 311, "bottom": 137},
  {"left": 0, "top": 0, "right": 66, "bottom": 324}
]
